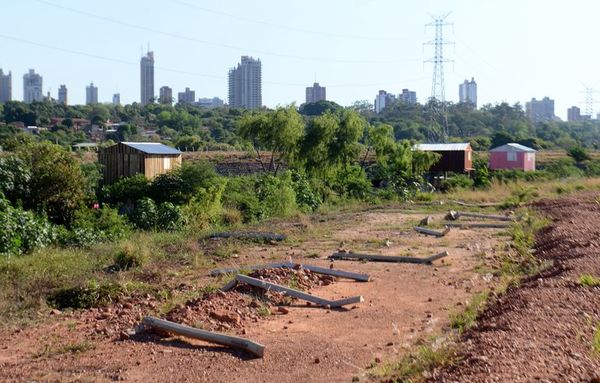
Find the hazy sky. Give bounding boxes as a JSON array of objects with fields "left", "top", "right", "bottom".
[{"left": 1, "top": 0, "right": 598, "bottom": 119}]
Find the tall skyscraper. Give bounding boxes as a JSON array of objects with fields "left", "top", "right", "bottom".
[
  {"left": 23, "top": 69, "right": 43, "bottom": 103},
  {"left": 526, "top": 97, "right": 555, "bottom": 123},
  {"left": 159, "top": 86, "right": 173, "bottom": 104},
  {"left": 228, "top": 56, "right": 262, "bottom": 109},
  {"left": 112, "top": 93, "right": 121, "bottom": 105},
  {"left": 140, "top": 51, "right": 154, "bottom": 106},
  {"left": 374, "top": 90, "right": 396, "bottom": 113},
  {"left": 86, "top": 82, "right": 98, "bottom": 105},
  {"left": 459, "top": 77, "right": 477, "bottom": 107},
  {"left": 399, "top": 88, "right": 417, "bottom": 104},
  {"left": 305, "top": 82, "right": 326, "bottom": 103},
  {"left": 567, "top": 106, "right": 581, "bottom": 122},
  {"left": 177, "top": 87, "right": 195, "bottom": 104},
  {"left": 58, "top": 85, "right": 67, "bottom": 105},
  {"left": 0, "top": 69, "right": 12, "bottom": 103}
]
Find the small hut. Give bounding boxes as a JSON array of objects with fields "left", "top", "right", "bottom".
[
  {"left": 414, "top": 143, "right": 473, "bottom": 173},
  {"left": 98, "top": 142, "right": 182, "bottom": 185},
  {"left": 489, "top": 143, "right": 536, "bottom": 171}
]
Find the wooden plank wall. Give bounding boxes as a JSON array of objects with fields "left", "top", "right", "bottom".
[{"left": 144, "top": 154, "right": 182, "bottom": 180}]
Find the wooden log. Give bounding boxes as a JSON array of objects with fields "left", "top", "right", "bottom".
[
  {"left": 220, "top": 279, "right": 238, "bottom": 292},
  {"left": 414, "top": 226, "right": 450, "bottom": 237},
  {"left": 329, "top": 251, "right": 448, "bottom": 265},
  {"left": 234, "top": 274, "right": 363, "bottom": 308},
  {"left": 457, "top": 212, "right": 514, "bottom": 221},
  {"left": 210, "top": 262, "right": 370, "bottom": 282},
  {"left": 142, "top": 316, "right": 266, "bottom": 358},
  {"left": 443, "top": 222, "right": 511, "bottom": 229}
]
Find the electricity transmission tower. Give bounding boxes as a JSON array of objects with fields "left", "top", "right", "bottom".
[
  {"left": 583, "top": 86, "right": 597, "bottom": 117},
  {"left": 424, "top": 13, "right": 453, "bottom": 142}
]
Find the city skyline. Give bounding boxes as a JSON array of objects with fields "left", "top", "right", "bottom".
[{"left": 1, "top": 1, "right": 599, "bottom": 119}]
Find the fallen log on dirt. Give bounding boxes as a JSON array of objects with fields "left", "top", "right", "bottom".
[
  {"left": 414, "top": 226, "right": 450, "bottom": 237},
  {"left": 210, "top": 262, "right": 370, "bottom": 282},
  {"left": 456, "top": 211, "right": 515, "bottom": 221},
  {"left": 443, "top": 222, "right": 511, "bottom": 229},
  {"left": 233, "top": 274, "right": 364, "bottom": 308},
  {"left": 329, "top": 251, "right": 448, "bottom": 265},
  {"left": 208, "top": 231, "right": 287, "bottom": 241},
  {"left": 142, "top": 316, "right": 266, "bottom": 358}
]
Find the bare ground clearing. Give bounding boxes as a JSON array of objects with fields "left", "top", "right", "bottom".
[{"left": 0, "top": 208, "right": 509, "bottom": 383}]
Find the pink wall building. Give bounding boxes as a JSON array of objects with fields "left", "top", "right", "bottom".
[{"left": 489, "top": 143, "right": 536, "bottom": 171}]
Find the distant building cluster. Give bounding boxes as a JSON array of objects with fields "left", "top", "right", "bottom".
[{"left": 374, "top": 88, "right": 417, "bottom": 113}]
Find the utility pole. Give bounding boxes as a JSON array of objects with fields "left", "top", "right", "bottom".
[{"left": 424, "top": 13, "right": 453, "bottom": 142}]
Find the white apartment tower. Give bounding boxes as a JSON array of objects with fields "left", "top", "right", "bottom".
[
  {"left": 86, "top": 82, "right": 98, "bottom": 105},
  {"left": 459, "top": 77, "right": 477, "bottom": 107},
  {"left": 228, "top": 56, "right": 262, "bottom": 109},
  {"left": 0, "top": 69, "right": 12, "bottom": 103},
  {"left": 140, "top": 51, "right": 154, "bottom": 106},
  {"left": 23, "top": 69, "right": 43, "bottom": 103},
  {"left": 58, "top": 85, "right": 68, "bottom": 104},
  {"left": 305, "top": 82, "right": 326, "bottom": 103}
]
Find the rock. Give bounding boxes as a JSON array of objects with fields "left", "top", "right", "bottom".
[
  {"left": 209, "top": 310, "right": 241, "bottom": 326},
  {"left": 420, "top": 215, "right": 434, "bottom": 226},
  {"left": 445, "top": 210, "right": 459, "bottom": 220},
  {"left": 277, "top": 307, "right": 289, "bottom": 315},
  {"left": 314, "top": 357, "right": 320, "bottom": 364},
  {"left": 50, "top": 309, "right": 62, "bottom": 316}
]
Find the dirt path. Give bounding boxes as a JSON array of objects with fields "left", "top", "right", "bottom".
[
  {"left": 0, "top": 209, "right": 507, "bottom": 383},
  {"left": 431, "top": 194, "right": 600, "bottom": 382}
]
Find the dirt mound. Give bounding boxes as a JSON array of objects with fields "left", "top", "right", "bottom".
[
  {"left": 431, "top": 193, "right": 600, "bottom": 382},
  {"left": 165, "top": 267, "right": 335, "bottom": 332}
]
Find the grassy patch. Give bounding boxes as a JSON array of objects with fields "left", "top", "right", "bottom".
[
  {"left": 47, "top": 280, "right": 123, "bottom": 310},
  {"left": 449, "top": 291, "right": 489, "bottom": 333},
  {"left": 578, "top": 274, "right": 600, "bottom": 287},
  {"left": 34, "top": 340, "right": 96, "bottom": 358},
  {"left": 593, "top": 324, "right": 600, "bottom": 355}
]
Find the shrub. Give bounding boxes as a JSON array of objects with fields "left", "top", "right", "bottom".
[
  {"left": 157, "top": 202, "right": 184, "bottom": 231},
  {"left": 58, "top": 206, "right": 130, "bottom": 247},
  {"left": 332, "top": 165, "right": 372, "bottom": 200},
  {"left": 222, "top": 176, "right": 263, "bottom": 222},
  {"left": 255, "top": 172, "right": 298, "bottom": 218},
  {"left": 544, "top": 158, "right": 583, "bottom": 178},
  {"left": 0, "top": 196, "right": 55, "bottom": 256},
  {"left": 290, "top": 171, "right": 321, "bottom": 212},
  {"left": 567, "top": 146, "right": 591, "bottom": 163},
  {"left": 47, "top": 280, "right": 122, "bottom": 310},
  {"left": 128, "top": 198, "right": 183, "bottom": 231},
  {"left": 440, "top": 174, "right": 474, "bottom": 192},
  {"left": 113, "top": 247, "right": 145, "bottom": 270},
  {"left": 149, "top": 160, "right": 220, "bottom": 205},
  {"left": 102, "top": 174, "right": 150, "bottom": 205}
]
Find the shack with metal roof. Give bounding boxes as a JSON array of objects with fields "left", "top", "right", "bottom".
[
  {"left": 414, "top": 143, "right": 473, "bottom": 173},
  {"left": 98, "top": 142, "right": 182, "bottom": 185},
  {"left": 489, "top": 143, "right": 536, "bottom": 171}
]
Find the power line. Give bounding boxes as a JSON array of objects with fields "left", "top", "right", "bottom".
[
  {"left": 31, "top": 0, "right": 420, "bottom": 65},
  {"left": 170, "top": 0, "right": 418, "bottom": 42},
  {"left": 0, "top": 33, "right": 427, "bottom": 89}
]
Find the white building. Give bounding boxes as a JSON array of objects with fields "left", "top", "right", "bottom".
[
  {"left": 399, "top": 88, "right": 417, "bottom": 104},
  {"left": 140, "top": 51, "right": 154, "bottom": 106},
  {"left": 86, "top": 82, "right": 98, "bottom": 105},
  {"left": 228, "top": 56, "right": 262, "bottom": 109},
  {"left": 23, "top": 69, "right": 43, "bottom": 103},
  {"left": 459, "top": 78, "right": 477, "bottom": 107},
  {"left": 197, "top": 97, "right": 224, "bottom": 108},
  {"left": 374, "top": 90, "right": 395, "bottom": 113},
  {"left": 58, "top": 85, "right": 67, "bottom": 104},
  {"left": 305, "top": 82, "right": 326, "bottom": 103},
  {"left": 112, "top": 93, "right": 121, "bottom": 105}
]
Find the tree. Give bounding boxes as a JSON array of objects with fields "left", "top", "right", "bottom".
[
  {"left": 237, "top": 105, "right": 304, "bottom": 175},
  {"left": 491, "top": 131, "right": 514, "bottom": 149},
  {"left": 298, "top": 100, "right": 342, "bottom": 116},
  {"left": 567, "top": 145, "right": 591, "bottom": 163}
]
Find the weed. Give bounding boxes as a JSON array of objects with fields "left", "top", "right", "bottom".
[
  {"left": 593, "top": 324, "right": 600, "bottom": 355},
  {"left": 449, "top": 291, "right": 489, "bottom": 333},
  {"left": 113, "top": 247, "right": 146, "bottom": 270},
  {"left": 34, "top": 340, "right": 96, "bottom": 358},
  {"left": 257, "top": 304, "right": 271, "bottom": 317},
  {"left": 47, "top": 280, "right": 122, "bottom": 310},
  {"left": 578, "top": 274, "right": 600, "bottom": 287}
]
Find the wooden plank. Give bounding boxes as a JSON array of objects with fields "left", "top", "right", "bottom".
[
  {"left": 414, "top": 226, "right": 450, "bottom": 237},
  {"left": 443, "top": 222, "right": 511, "bottom": 229},
  {"left": 210, "top": 262, "right": 370, "bottom": 282},
  {"left": 142, "top": 316, "right": 265, "bottom": 358},
  {"left": 329, "top": 251, "right": 449, "bottom": 265},
  {"left": 457, "top": 212, "right": 515, "bottom": 221},
  {"left": 234, "top": 274, "right": 363, "bottom": 308}
]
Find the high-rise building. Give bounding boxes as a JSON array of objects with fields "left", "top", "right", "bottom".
[
  {"left": 58, "top": 85, "right": 68, "bottom": 105},
  {"left": 305, "top": 82, "right": 326, "bottom": 103},
  {"left": 159, "top": 86, "right": 173, "bottom": 105},
  {"left": 228, "top": 56, "right": 262, "bottom": 109},
  {"left": 112, "top": 93, "right": 121, "bottom": 105},
  {"left": 526, "top": 97, "right": 555, "bottom": 123},
  {"left": 86, "top": 82, "right": 98, "bottom": 105},
  {"left": 567, "top": 106, "right": 581, "bottom": 122},
  {"left": 23, "top": 69, "right": 43, "bottom": 103},
  {"left": 177, "top": 87, "right": 195, "bottom": 104},
  {"left": 0, "top": 69, "right": 12, "bottom": 103},
  {"left": 197, "top": 97, "right": 224, "bottom": 108},
  {"left": 140, "top": 51, "right": 154, "bottom": 106},
  {"left": 374, "top": 90, "right": 396, "bottom": 113},
  {"left": 459, "top": 77, "right": 477, "bottom": 107},
  {"left": 399, "top": 88, "right": 417, "bottom": 104}
]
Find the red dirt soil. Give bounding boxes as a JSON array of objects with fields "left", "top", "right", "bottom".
[{"left": 430, "top": 194, "right": 600, "bottom": 382}]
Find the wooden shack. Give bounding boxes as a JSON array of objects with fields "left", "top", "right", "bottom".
[
  {"left": 414, "top": 143, "right": 473, "bottom": 173},
  {"left": 99, "top": 142, "right": 182, "bottom": 185}
]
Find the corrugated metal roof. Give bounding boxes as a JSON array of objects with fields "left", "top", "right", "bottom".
[
  {"left": 122, "top": 142, "right": 181, "bottom": 155},
  {"left": 414, "top": 143, "right": 471, "bottom": 151},
  {"left": 490, "top": 143, "right": 536, "bottom": 153}
]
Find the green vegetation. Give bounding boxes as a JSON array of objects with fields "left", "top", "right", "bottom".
[
  {"left": 593, "top": 324, "right": 600, "bottom": 355},
  {"left": 449, "top": 291, "right": 489, "bottom": 333},
  {"left": 578, "top": 274, "right": 600, "bottom": 287}
]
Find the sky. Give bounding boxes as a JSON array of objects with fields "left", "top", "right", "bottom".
[{"left": 1, "top": 0, "right": 598, "bottom": 119}]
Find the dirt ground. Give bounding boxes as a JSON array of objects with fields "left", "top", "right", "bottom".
[
  {"left": 0, "top": 208, "right": 508, "bottom": 383},
  {"left": 431, "top": 194, "right": 600, "bottom": 382}
]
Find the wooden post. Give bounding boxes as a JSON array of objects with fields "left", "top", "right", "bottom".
[
  {"left": 414, "top": 226, "right": 451, "bottom": 237},
  {"left": 142, "top": 316, "right": 265, "bottom": 358},
  {"left": 234, "top": 274, "right": 363, "bottom": 308},
  {"left": 329, "top": 251, "right": 448, "bottom": 265}
]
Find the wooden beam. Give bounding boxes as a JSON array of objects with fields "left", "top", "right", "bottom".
[
  {"left": 142, "top": 316, "right": 266, "bottom": 358},
  {"left": 210, "top": 262, "right": 370, "bottom": 282},
  {"left": 234, "top": 274, "right": 363, "bottom": 308},
  {"left": 329, "top": 251, "right": 449, "bottom": 265},
  {"left": 414, "top": 226, "right": 451, "bottom": 237},
  {"left": 443, "top": 222, "right": 511, "bottom": 229},
  {"left": 457, "top": 212, "right": 515, "bottom": 221}
]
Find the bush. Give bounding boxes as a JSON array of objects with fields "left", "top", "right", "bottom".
[
  {"left": 567, "top": 146, "right": 591, "bottom": 163},
  {"left": 149, "top": 161, "right": 220, "bottom": 205},
  {"left": 222, "top": 176, "right": 263, "bottom": 222},
  {"left": 128, "top": 198, "right": 183, "bottom": 231},
  {"left": 544, "top": 158, "right": 583, "bottom": 178},
  {"left": 113, "top": 247, "right": 145, "bottom": 270},
  {"left": 332, "top": 165, "right": 372, "bottom": 200},
  {"left": 102, "top": 174, "right": 150, "bottom": 205},
  {"left": 0, "top": 196, "right": 55, "bottom": 256},
  {"left": 255, "top": 173, "right": 298, "bottom": 218},
  {"left": 48, "top": 280, "right": 122, "bottom": 310},
  {"left": 440, "top": 174, "right": 474, "bottom": 192},
  {"left": 290, "top": 171, "right": 321, "bottom": 212},
  {"left": 57, "top": 206, "right": 130, "bottom": 247}
]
